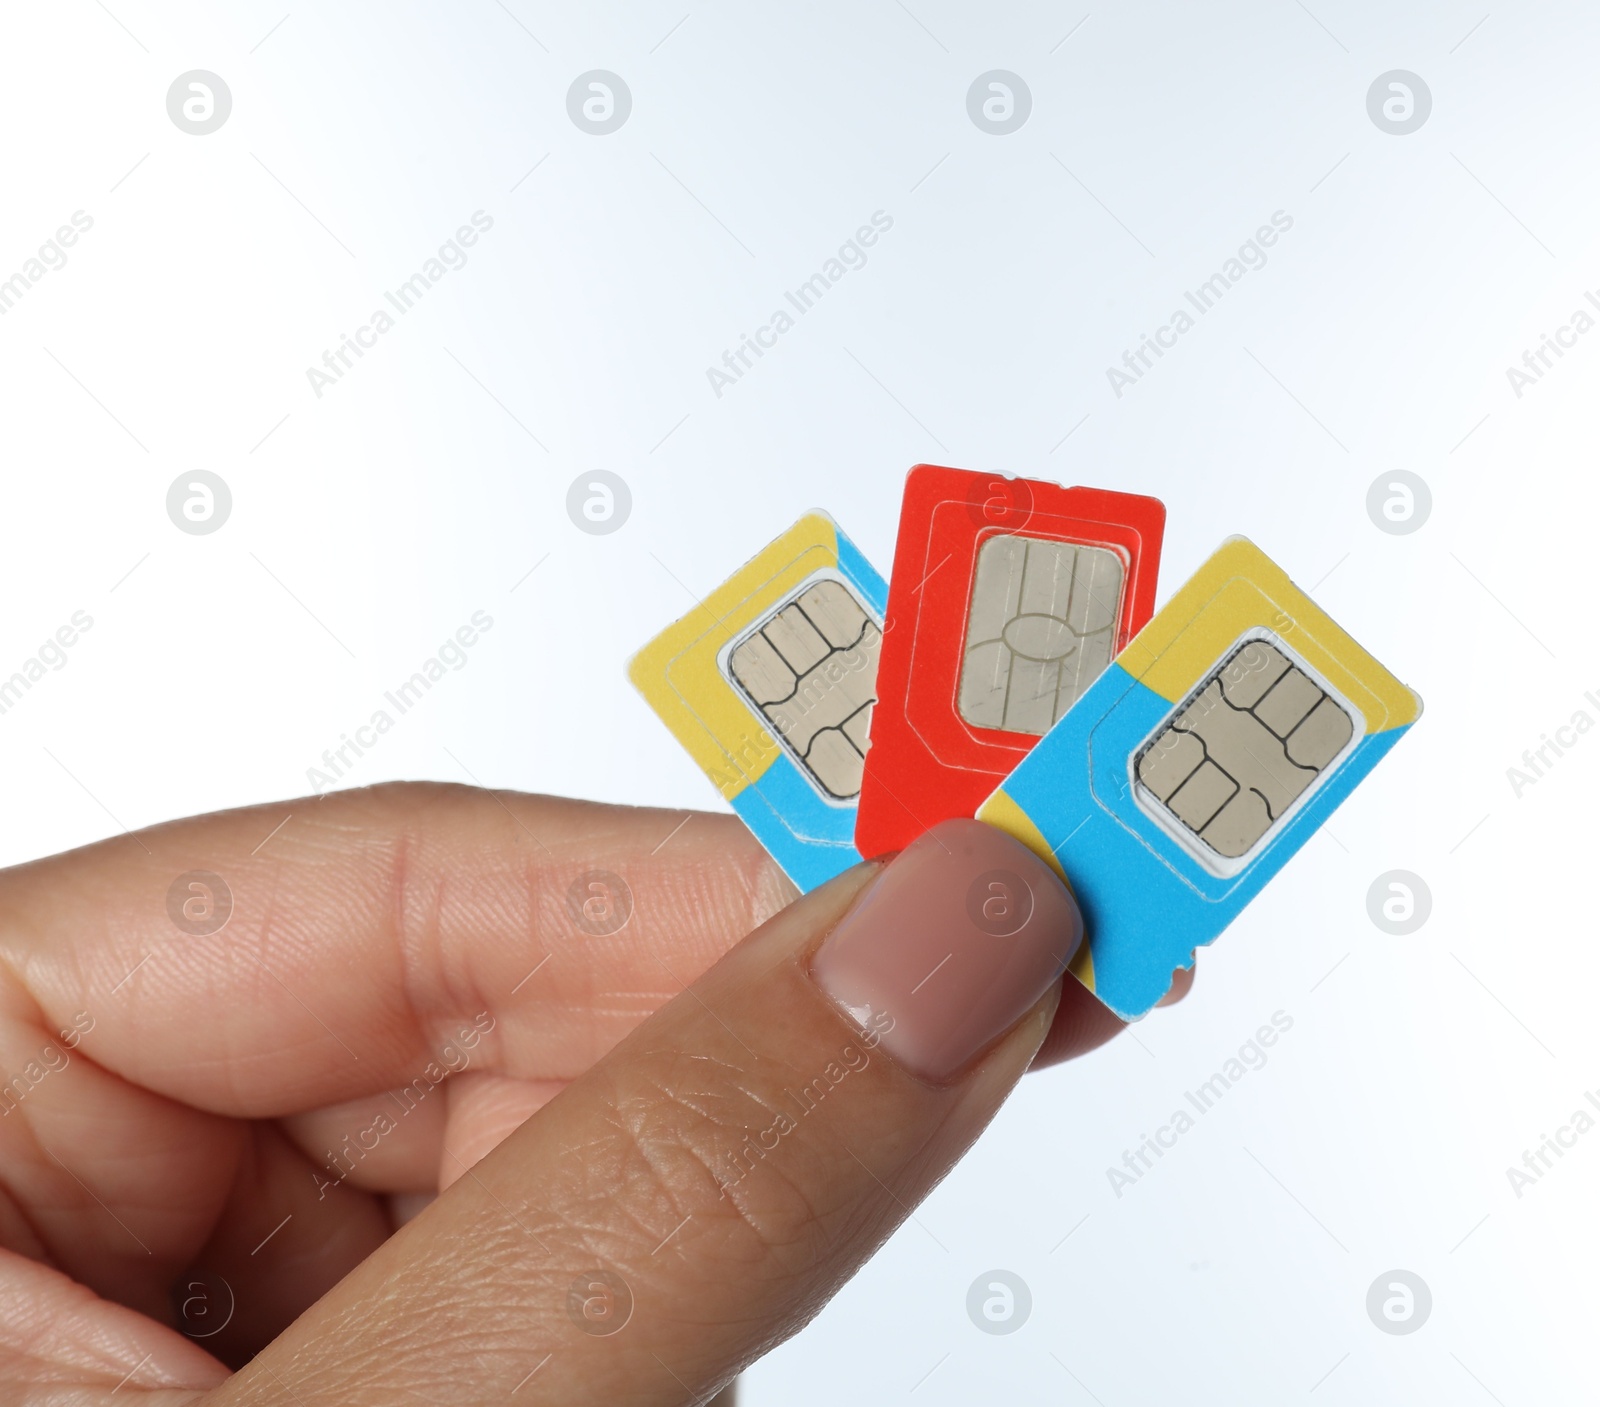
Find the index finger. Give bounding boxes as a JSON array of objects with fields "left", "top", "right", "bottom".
[{"left": 0, "top": 782, "right": 795, "bottom": 1118}]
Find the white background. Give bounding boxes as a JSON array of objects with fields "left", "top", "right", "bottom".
[{"left": 2, "top": 1, "right": 1597, "bottom": 1401}]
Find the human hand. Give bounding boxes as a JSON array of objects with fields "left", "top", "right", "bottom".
[{"left": 0, "top": 782, "right": 1186, "bottom": 1403}]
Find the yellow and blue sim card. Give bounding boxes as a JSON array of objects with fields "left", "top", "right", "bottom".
[
  {"left": 629, "top": 512, "right": 886, "bottom": 892},
  {"left": 978, "top": 537, "right": 1422, "bottom": 1020}
]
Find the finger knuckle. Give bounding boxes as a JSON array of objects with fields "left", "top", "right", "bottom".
[{"left": 595, "top": 1047, "right": 830, "bottom": 1275}]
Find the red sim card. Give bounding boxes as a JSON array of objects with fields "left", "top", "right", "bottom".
[{"left": 855, "top": 464, "right": 1166, "bottom": 858}]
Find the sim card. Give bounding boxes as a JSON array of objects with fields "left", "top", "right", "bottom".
[
  {"left": 855, "top": 464, "right": 1165, "bottom": 859},
  {"left": 629, "top": 512, "right": 887, "bottom": 892},
  {"left": 977, "top": 537, "right": 1422, "bottom": 1020}
]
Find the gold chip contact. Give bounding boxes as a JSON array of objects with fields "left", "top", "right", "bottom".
[
  {"left": 957, "top": 534, "right": 1126, "bottom": 736},
  {"left": 726, "top": 578, "right": 881, "bottom": 801},
  {"left": 1134, "top": 637, "right": 1354, "bottom": 862}
]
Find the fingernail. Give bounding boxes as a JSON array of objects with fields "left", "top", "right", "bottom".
[{"left": 810, "top": 818, "right": 1083, "bottom": 1083}]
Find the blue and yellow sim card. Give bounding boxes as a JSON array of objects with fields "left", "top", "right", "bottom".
[
  {"left": 978, "top": 537, "right": 1422, "bottom": 1020},
  {"left": 629, "top": 512, "right": 886, "bottom": 892}
]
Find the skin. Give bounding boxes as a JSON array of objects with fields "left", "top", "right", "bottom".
[{"left": 0, "top": 782, "right": 1190, "bottom": 1403}]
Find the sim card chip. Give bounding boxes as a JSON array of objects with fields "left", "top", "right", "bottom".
[
  {"left": 958, "top": 535, "right": 1126, "bottom": 736},
  {"left": 727, "top": 578, "right": 881, "bottom": 801},
  {"left": 1134, "top": 638, "right": 1354, "bottom": 864}
]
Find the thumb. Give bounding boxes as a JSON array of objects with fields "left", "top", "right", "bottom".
[{"left": 209, "top": 818, "right": 1082, "bottom": 1406}]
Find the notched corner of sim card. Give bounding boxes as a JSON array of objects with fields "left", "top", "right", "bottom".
[
  {"left": 1135, "top": 949, "right": 1197, "bottom": 1021},
  {"left": 624, "top": 624, "right": 667, "bottom": 701},
  {"left": 624, "top": 634, "right": 660, "bottom": 690},
  {"left": 625, "top": 623, "right": 687, "bottom": 715}
]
